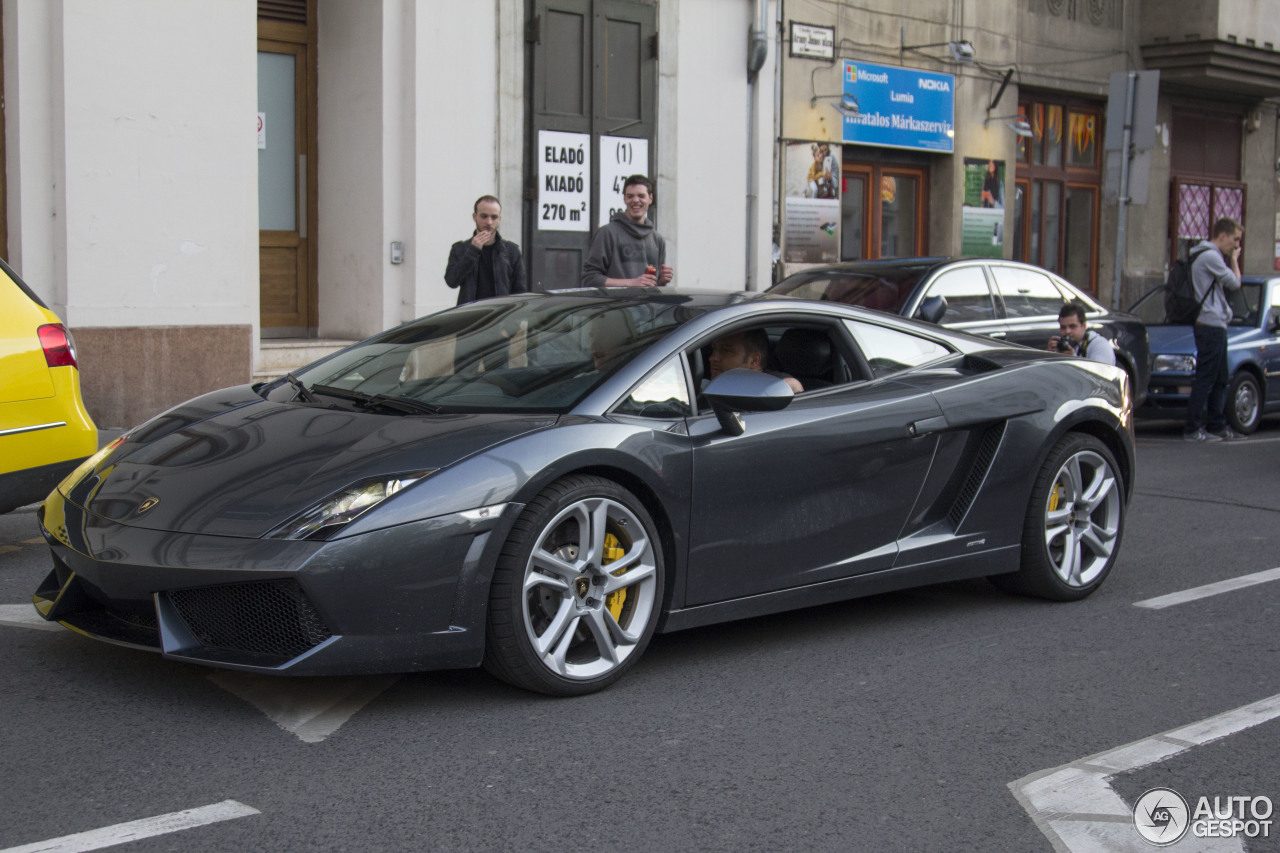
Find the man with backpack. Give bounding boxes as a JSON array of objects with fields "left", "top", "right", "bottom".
[{"left": 1183, "top": 217, "right": 1244, "bottom": 442}]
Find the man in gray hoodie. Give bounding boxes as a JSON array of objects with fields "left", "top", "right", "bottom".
[{"left": 580, "top": 175, "right": 673, "bottom": 287}]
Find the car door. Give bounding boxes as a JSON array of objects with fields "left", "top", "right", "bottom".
[
  {"left": 683, "top": 319, "right": 946, "bottom": 605},
  {"left": 988, "top": 263, "right": 1070, "bottom": 350},
  {"left": 1265, "top": 281, "right": 1280, "bottom": 405},
  {"left": 915, "top": 263, "right": 1007, "bottom": 339}
]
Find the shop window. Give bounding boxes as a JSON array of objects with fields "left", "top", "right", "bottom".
[{"left": 1012, "top": 96, "right": 1103, "bottom": 293}]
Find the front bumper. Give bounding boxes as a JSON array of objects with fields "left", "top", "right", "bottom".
[
  {"left": 1136, "top": 374, "right": 1193, "bottom": 419},
  {"left": 32, "top": 488, "right": 520, "bottom": 675}
]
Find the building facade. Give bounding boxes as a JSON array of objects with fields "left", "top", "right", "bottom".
[
  {"left": 2, "top": 0, "right": 775, "bottom": 426},
  {"left": 3, "top": 0, "right": 1278, "bottom": 428},
  {"left": 777, "top": 0, "right": 1280, "bottom": 309}
]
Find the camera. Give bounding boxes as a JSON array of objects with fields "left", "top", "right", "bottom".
[{"left": 1056, "top": 337, "right": 1073, "bottom": 353}]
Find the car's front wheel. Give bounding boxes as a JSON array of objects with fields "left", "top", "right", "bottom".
[
  {"left": 991, "top": 433, "right": 1125, "bottom": 601},
  {"left": 483, "top": 475, "right": 664, "bottom": 695},
  {"left": 1226, "top": 371, "right": 1262, "bottom": 434}
]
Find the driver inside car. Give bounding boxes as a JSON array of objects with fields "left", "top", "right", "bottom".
[{"left": 705, "top": 329, "right": 803, "bottom": 393}]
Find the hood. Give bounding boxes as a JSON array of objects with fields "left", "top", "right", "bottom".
[
  {"left": 1147, "top": 324, "right": 1257, "bottom": 354},
  {"left": 62, "top": 393, "right": 553, "bottom": 538},
  {"left": 609, "top": 210, "right": 655, "bottom": 239}
]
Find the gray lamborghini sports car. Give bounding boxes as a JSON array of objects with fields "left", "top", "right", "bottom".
[{"left": 33, "top": 289, "right": 1134, "bottom": 695}]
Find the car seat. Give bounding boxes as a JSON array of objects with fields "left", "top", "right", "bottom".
[{"left": 775, "top": 328, "right": 834, "bottom": 389}]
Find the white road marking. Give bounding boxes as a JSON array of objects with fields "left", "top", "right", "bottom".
[
  {"left": 1010, "top": 692, "right": 1280, "bottom": 852},
  {"left": 209, "top": 671, "right": 399, "bottom": 743},
  {"left": 0, "top": 603, "right": 65, "bottom": 632},
  {"left": 0, "top": 799, "right": 259, "bottom": 853},
  {"left": 1, "top": 603, "right": 396, "bottom": 741},
  {"left": 1133, "top": 566, "right": 1280, "bottom": 610}
]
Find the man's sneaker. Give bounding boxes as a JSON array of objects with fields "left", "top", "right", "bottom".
[
  {"left": 1183, "top": 428, "right": 1223, "bottom": 442},
  {"left": 1208, "top": 426, "right": 1247, "bottom": 441}
]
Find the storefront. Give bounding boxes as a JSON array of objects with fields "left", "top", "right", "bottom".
[{"left": 779, "top": 54, "right": 952, "bottom": 274}]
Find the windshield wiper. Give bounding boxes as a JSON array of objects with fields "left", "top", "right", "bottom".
[
  {"left": 285, "top": 372, "right": 318, "bottom": 403},
  {"left": 309, "top": 384, "right": 443, "bottom": 415}
]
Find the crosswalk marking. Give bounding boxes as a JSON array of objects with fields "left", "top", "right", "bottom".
[
  {"left": 1010, "top": 693, "right": 1280, "bottom": 852},
  {"left": 0, "top": 603, "right": 65, "bottom": 631},
  {"left": 0, "top": 800, "right": 259, "bottom": 853},
  {"left": 1134, "top": 566, "right": 1280, "bottom": 609}
]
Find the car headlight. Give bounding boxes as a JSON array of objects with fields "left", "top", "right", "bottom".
[
  {"left": 267, "top": 471, "right": 434, "bottom": 541},
  {"left": 1152, "top": 354, "right": 1196, "bottom": 372}
]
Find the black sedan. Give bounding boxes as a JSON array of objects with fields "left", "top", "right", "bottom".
[
  {"left": 33, "top": 289, "right": 1134, "bottom": 695},
  {"left": 768, "top": 258, "right": 1151, "bottom": 405}
]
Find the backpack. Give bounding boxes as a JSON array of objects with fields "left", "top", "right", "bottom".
[{"left": 1163, "top": 247, "right": 1212, "bottom": 324}]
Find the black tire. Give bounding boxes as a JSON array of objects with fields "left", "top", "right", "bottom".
[
  {"left": 482, "top": 475, "right": 664, "bottom": 696},
  {"left": 1226, "top": 372, "right": 1262, "bottom": 435},
  {"left": 990, "top": 433, "right": 1125, "bottom": 601}
]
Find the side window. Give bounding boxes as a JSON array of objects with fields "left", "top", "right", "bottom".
[
  {"left": 843, "top": 320, "right": 952, "bottom": 378},
  {"left": 991, "top": 265, "right": 1065, "bottom": 318},
  {"left": 690, "top": 323, "right": 857, "bottom": 408},
  {"left": 614, "top": 357, "right": 691, "bottom": 418},
  {"left": 922, "top": 267, "right": 997, "bottom": 323}
]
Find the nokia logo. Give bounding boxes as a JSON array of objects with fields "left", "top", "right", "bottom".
[{"left": 918, "top": 79, "right": 951, "bottom": 91}]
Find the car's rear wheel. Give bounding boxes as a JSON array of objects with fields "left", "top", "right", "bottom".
[
  {"left": 1226, "top": 372, "right": 1261, "bottom": 434},
  {"left": 483, "top": 475, "right": 663, "bottom": 696},
  {"left": 991, "top": 433, "right": 1124, "bottom": 601}
]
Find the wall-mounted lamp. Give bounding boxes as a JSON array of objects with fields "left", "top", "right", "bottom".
[
  {"left": 900, "top": 26, "right": 976, "bottom": 64},
  {"left": 811, "top": 93, "right": 860, "bottom": 118},
  {"left": 985, "top": 114, "right": 1033, "bottom": 137}
]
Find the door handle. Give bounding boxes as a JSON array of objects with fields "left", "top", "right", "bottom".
[
  {"left": 987, "top": 331, "right": 1007, "bottom": 339},
  {"left": 908, "top": 416, "right": 949, "bottom": 436}
]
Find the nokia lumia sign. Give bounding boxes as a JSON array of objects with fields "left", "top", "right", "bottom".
[{"left": 841, "top": 60, "right": 955, "bottom": 153}]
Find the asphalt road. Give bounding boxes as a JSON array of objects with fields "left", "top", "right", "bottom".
[{"left": 1, "top": 418, "right": 1277, "bottom": 852}]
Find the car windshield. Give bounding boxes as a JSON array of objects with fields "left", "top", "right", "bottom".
[
  {"left": 274, "top": 294, "right": 705, "bottom": 413},
  {"left": 770, "top": 266, "right": 932, "bottom": 314},
  {"left": 1129, "top": 281, "right": 1262, "bottom": 326}
]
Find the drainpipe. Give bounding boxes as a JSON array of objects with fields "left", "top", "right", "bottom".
[{"left": 745, "top": 0, "right": 769, "bottom": 289}]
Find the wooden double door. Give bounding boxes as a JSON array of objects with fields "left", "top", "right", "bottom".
[{"left": 839, "top": 161, "right": 928, "bottom": 260}]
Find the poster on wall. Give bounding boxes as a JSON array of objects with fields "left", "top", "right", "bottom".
[
  {"left": 783, "top": 141, "right": 841, "bottom": 263},
  {"left": 598, "top": 135, "right": 650, "bottom": 228},
  {"left": 961, "top": 157, "right": 1005, "bottom": 259},
  {"left": 537, "top": 130, "right": 590, "bottom": 232}
]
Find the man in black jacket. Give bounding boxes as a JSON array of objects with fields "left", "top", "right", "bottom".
[{"left": 444, "top": 195, "right": 527, "bottom": 305}]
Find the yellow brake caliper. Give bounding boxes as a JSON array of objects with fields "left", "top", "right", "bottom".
[
  {"left": 1049, "top": 480, "right": 1062, "bottom": 512},
  {"left": 603, "top": 533, "right": 627, "bottom": 620}
]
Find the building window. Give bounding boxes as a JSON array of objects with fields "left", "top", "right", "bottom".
[
  {"left": 1012, "top": 96, "right": 1103, "bottom": 292},
  {"left": 1169, "top": 109, "right": 1245, "bottom": 262}
]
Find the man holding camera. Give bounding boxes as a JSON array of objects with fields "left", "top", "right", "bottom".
[{"left": 1046, "top": 301, "right": 1115, "bottom": 366}]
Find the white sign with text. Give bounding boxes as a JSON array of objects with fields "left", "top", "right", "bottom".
[
  {"left": 537, "top": 130, "right": 590, "bottom": 232},
  {"left": 598, "top": 136, "right": 650, "bottom": 228}
]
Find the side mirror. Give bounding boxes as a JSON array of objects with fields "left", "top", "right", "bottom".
[
  {"left": 1269, "top": 310, "right": 1280, "bottom": 334},
  {"left": 703, "top": 369, "right": 794, "bottom": 436},
  {"left": 915, "top": 294, "right": 947, "bottom": 325}
]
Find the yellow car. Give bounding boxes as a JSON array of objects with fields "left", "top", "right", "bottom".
[{"left": 0, "top": 259, "right": 97, "bottom": 514}]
